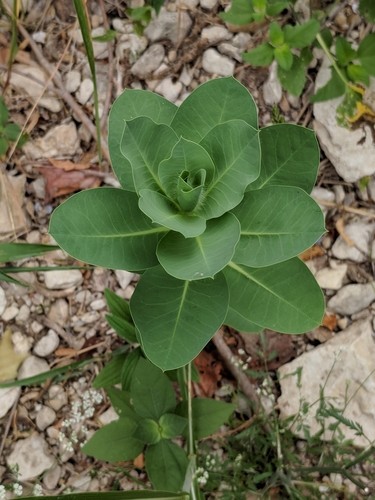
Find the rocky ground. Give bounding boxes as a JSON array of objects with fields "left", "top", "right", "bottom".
[{"left": 0, "top": 0, "right": 375, "bottom": 498}]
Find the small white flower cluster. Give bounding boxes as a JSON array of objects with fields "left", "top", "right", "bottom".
[
  {"left": 59, "top": 388, "right": 103, "bottom": 452},
  {"left": 234, "top": 453, "right": 243, "bottom": 465},
  {"left": 13, "top": 483, "right": 23, "bottom": 497},
  {"left": 230, "top": 348, "right": 252, "bottom": 372},
  {"left": 0, "top": 485, "right": 5, "bottom": 500},
  {"left": 33, "top": 484, "right": 44, "bottom": 496},
  {"left": 205, "top": 454, "right": 216, "bottom": 469},
  {"left": 195, "top": 467, "right": 209, "bottom": 487}
]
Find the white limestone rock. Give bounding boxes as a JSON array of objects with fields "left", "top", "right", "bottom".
[
  {"left": 115, "top": 270, "right": 135, "bottom": 289},
  {"left": 18, "top": 356, "right": 49, "bottom": 380},
  {"left": 44, "top": 269, "right": 82, "bottom": 290},
  {"left": 131, "top": 44, "right": 165, "bottom": 79},
  {"left": 315, "top": 262, "right": 347, "bottom": 290},
  {"left": 155, "top": 78, "right": 182, "bottom": 102},
  {"left": 0, "top": 387, "right": 21, "bottom": 418},
  {"left": 278, "top": 320, "right": 375, "bottom": 447},
  {"left": 7, "top": 433, "right": 55, "bottom": 481},
  {"left": 201, "top": 26, "right": 232, "bottom": 44},
  {"left": 33, "top": 329, "right": 59, "bottom": 357},
  {"left": 64, "top": 70, "right": 81, "bottom": 93},
  {"left": 202, "top": 48, "right": 235, "bottom": 76},
  {"left": 0, "top": 286, "right": 6, "bottom": 316},
  {"left": 327, "top": 283, "right": 375, "bottom": 315},
  {"left": 23, "top": 122, "right": 80, "bottom": 159},
  {"left": 76, "top": 78, "right": 94, "bottom": 105},
  {"left": 145, "top": 8, "right": 192, "bottom": 44},
  {"left": 36, "top": 405, "right": 56, "bottom": 431},
  {"left": 313, "top": 62, "right": 375, "bottom": 182},
  {"left": 331, "top": 221, "right": 375, "bottom": 263},
  {"left": 263, "top": 61, "right": 282, "bottom": 105}
]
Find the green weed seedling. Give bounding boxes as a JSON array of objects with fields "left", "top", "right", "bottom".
[
  {"left": 47, "top": 77, "right": 325, "bottom": 496},
  {"left": 0, "top": 97, "right": 27, "bottom": 156},
  {"left": 225, "top": 0, "right": 375, "bottom": 124}
]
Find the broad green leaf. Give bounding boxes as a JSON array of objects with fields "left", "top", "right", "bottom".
[
  {"left": 159, "top": 413, "right": 187, "bottom": 439},
  {"left": 171, "top": 77, "right": 258, "bottom": 142},
  {"left": 199, "top": 120, "right": 260, "bottom": 218},
  {"left": 106, "top": 314, "right": 138, "bottom": 343},
  {"left": 220, "top": 0, "right": 257, "bottom": 25},
  {"left": 269, "top": 22, "right": 284, "bottom": 47},
  {"left": 177, "top": 399, "right": 235, "bottom": 440},
  {"left": 283, "top": 19, "right": 320, "bottom": 49},
  {"left": 224, "top": 307, "right": 263, "bottom": 332},
  {"left": 277, "top": 56, "right": 306, "bottom": 95},
  {"left": 137, "top": 418, "right": 162, "bottom": 444},
  {"left": 158, "top": 137, "right": 215, "bottom": 204},
  {"left": 93, "top": 354, "right": 127, "bottom": 388},
  {"left": 138, "top": 190, "right": 206, "bottom": 238},
  {"left": 0, "top": 243, "right": 58, "bottom": 263},
  {"left": 106, "top": 387, "right": 138, "bottom": 419},
  {"left": 359, "top": 0, "right": 375, "bottom": 22},
  {"left": 82, "top": 417, "right": 144, "bottom": 462},
  {"left": 19, "top": 492, "right": 188, "bottom": 500},
  {"left": 131, "top": 358, "right": 176, "bottom": 419},
  {"left": 233, "top": 186, "right": 325, "bottom": 267},
  {"left": 224, "top": 259, "right": 325, "bottom": 333},
  {"left": 347, "top": 64, "right": 370, "bottom": 85},
  {"left": 130, "top": 267, "right": 229, "bottom": 370},
  {"left": 109, "top": 89, "right": 177, "bottom": 191},
  {"left": 274, "top": 43, "right": 293, "bottom": 70},
  {"left": 310, "top": 69, "right": 346, "bottom": 102},
  {"left": 121, "top": 348, "right": 143, "bottom": 391},
  {"left": 146, "top": 440, "right": 188, "bottom": 491},
  {"left": 357, "top": 34, "right": 375, "bottom": 76},
  {"left": 157, "top": 212, "right": 240, "bottom": 280},
  {"left": 249, "top": 124, "right": 319, "bottom": 193},
  {"left": 121, "top": 117, "right": 178, "bottom": 194},
  {"left": 0, "top": 137, "right": 8, "bottom": 156},
  {"left": 49, "top": 188, "right": 167, "bottom": 271},
  {"left": 242, "top": 43, "right": 275, "bottom": 67},
  {"left": 335, "top": 36, "right": 356, "bottom": 66},
  {"left": 266, "top": 0, "right": 289, "bottom": 16}
]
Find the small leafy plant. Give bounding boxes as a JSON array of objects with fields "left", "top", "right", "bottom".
[
  {"left": 0, "top": 97, "right": 27, "bottom": 156},
  {"left": 220, "top": 0, "right": 289, "bottom": 26},
  {"left": 50, "top": 77, "right": 325, "bottom": 373}
]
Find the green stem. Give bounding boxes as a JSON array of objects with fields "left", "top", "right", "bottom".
[
  {"left": 187, "top": 362, "right": 199, "bottom": 500},
  {"left": 316, "top": 33, "right": 349, "bottom": 88}
]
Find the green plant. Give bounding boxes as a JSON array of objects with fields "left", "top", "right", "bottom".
[
  {"left": 220, "top": 0, "right": 290, "bottom": 26},
  {"left": 127, "top": 0, "right": 165, "bottom": 35},
  {"left": 0, "top": 97, "right": 27, "bottom": 156},
  {"left": 47, "top": 76, "right": 325, "bottom": 495},
  {"left": 50, "top": 77, "right": 325, "bottom": 372}
]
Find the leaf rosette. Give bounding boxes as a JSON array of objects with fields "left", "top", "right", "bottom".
[{"left": 50, "top": 77, "right": 325, "bottom": 370}]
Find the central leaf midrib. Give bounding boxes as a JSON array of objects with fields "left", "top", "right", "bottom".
[
  {"left": 228, "top": 261, "right": 316, "bottom": 322},
  {"left": 165, "top": 280, "right": 190, "bottom": 363},
  {"left": 56, "top": 227, "right": 167, "bottom": 239}
]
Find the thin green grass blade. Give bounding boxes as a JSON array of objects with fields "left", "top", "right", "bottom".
[
  {"left": 1, "top": 265, "right": 89, "bottom": 273},
  {"left": 0, "top": 242, "right": 59, "bottom": 262},
  {"left": 73, "top": 0, "right": 102, "bottom": 162}
]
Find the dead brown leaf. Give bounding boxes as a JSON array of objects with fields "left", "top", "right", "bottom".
[
  {"left": 0, "top": 170, "right": 28, "bottom": 240},
  {"left": 133, "top": 453, "right": 144, "bottom": 469},
  {"left": 299, "top": 245, "right": 325, "bottom": 261},
  {"left": 322, "top": 313, "right": 338, "bottom": 332},
  {"left": 48, "top": 158, "right": 91, "bottom": 171},
  {"left": 194, "top": 351, "right": 222, "bottom": 397},
  {"left": 39, "top": 167, "right": 100, "bottom": 200},
  {"left": 54, "top": 347, "right": 78, "bottom": 357},
  {"left": 335, "top": 217, "right": 355, "bottom": 246}
]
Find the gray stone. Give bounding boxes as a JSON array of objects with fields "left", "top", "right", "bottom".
[
  {"left": 201, "top": 26, "right": 232, "bottom": 44},
  {"left": 64, "top": 70, "right": 81, "bottom": 93},
  {"left": 115, "top": 270, "right": 135, "bottom": 289},
  {"left": 131, "top": 44, "right": 165, "bottom": 79},
  {"left": 202, "top": 48, "right": 235, "bottom": 76},
  {"left": 76, "top": 78, "right": 94, "bottom": 105},
  {"left": 200, "top": 0, "right": 218, "bottom": 9},
  {"left": 7, "top": 433, "right": 55, "bottom": 481},
  {"left": 44, "top": 269, "right": 83, "bottom": 290},
  {"left": 18, "top": 356, "right": 49, "bottom": 379},
  {"left": 1, "top": 305, "right": 18, "bottom": 321},
  {"left": 16, "top": 304, "right": 30, "bottom": 324},
  {"left": 91, "top": 27, "right": 109, "bottom": 59},
  {"left": 232, "top": 32, "right": 251, "bottom": 50},
  {"left": 8, "top": 63, "right": 62, "bottom": 112},
  {"left": 98, "top": 406, "right": 118, "bottom": 425},
  {"left": 0, "top": 286, "right": 6, "bottom": 316},
  {"left": 331, "top": 221, "right": 375, "bottom": 263},
  {"left": 145, "top": 8, "right": 192, "bottom": 44},
  {"left": 48, "top": 298, "right": 69, "bottom": 325},
  {"left": 263, "top": 61, "right": 282, "bottom": 105},
  {"left": 278, "top": 320, "right": 375, "bottom": 447},
  {"left": 43, "top": 465, "right": 62, "bottom": 490},
  {"left": 12, "top": 331, "right": 32, "bottom": 354},
  {"left": 33, "top": 329, "right": 59, "bottom": 357},
  {"left": 0, "top": 387, "right": 21, "bottom": 418},
  {"left": 218, "top": 43, "right": 242, "bottom": 62},
  {"left": 36, "top": 406, "right": 56, "bottom": 431},
  {"left": 48, "top": 384, "right": 68, "bottom": 411},
  {"left": 155, "top": 78, "right": 182, "bottom": 102},
  {"left": 313, "top": 65, "right": 375, "bottom": 182},
  {"left": 328, "top": 283, "right": 375, "bottom": 315},
  {"left": 23, "top": 122, "right": 80, "bottom": 159},
  {"left": 315, "top": 262, "right": 347, "bottom": 290}
]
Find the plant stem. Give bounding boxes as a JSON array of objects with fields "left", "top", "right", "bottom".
[
  {"left": 187, "top": 362, "right": 199, "bottom": 500},
  {"left": 316, "top": 33, "right": 349, "bottom": 87}
]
